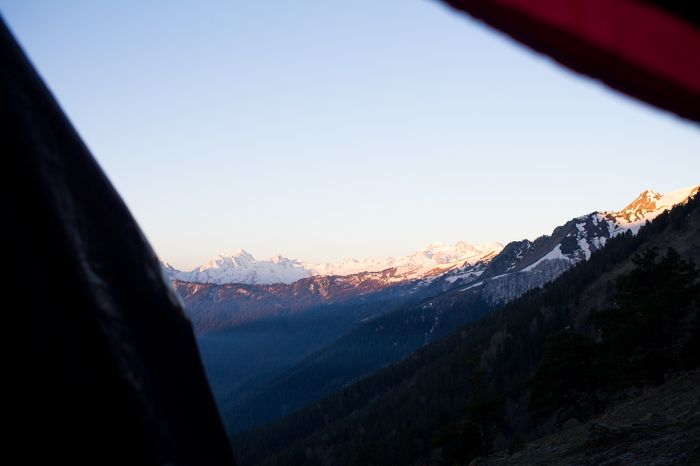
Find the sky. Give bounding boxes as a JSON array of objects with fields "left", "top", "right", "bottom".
[{"left": 1, "top": 0, "right": 698, "bottom": 271}]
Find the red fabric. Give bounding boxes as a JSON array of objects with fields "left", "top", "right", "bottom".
[{"left": 442, "top": 0, "right": 700, "bottom": 121}]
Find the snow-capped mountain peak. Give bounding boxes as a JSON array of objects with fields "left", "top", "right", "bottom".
[
  {"left": 607, "top": 185, "right": 699, "bottom": 231},
  {"left": 267, "top": 253, "right": 289, "bottom": 264},
  {"left": 201, "top": 250, "right": 255, "bottom": 269},
  {"left": 616, "top": 189, "right": 662, "bottom": 222}
]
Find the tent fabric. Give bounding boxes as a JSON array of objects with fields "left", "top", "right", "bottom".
[
  {"left": 1, "top": 17, "right": 235, "bottom": 465},
  {"left": 441, "top": 0, "right": 700, "bottom": 122}
]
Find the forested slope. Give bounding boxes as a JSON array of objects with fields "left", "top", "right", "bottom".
[
  {"left": 224, "top": 291, "right": 493, "bottom": 433},
  {"left": 230, "top": 193, "right": 700, "bottom": 465}
]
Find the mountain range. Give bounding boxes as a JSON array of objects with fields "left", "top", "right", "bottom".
[
  {"left": 167, "top": 184, "right": 698, "bottom": 438},
  {"left": 163, "top": 241, "right": 503, "bottom": 285},
  {"left": 229, "top": 189, "right": 700, "bottom": 466},
  {"left": 165, "top": 184, "right": 698, "bottom": 292}
]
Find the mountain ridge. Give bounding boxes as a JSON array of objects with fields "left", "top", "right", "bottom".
[
  {"left": 163, "top": 241, "right": 503, "bottom": 285},
  {"left": 164, "top": 185, "right": 698, "bottom": 287}
]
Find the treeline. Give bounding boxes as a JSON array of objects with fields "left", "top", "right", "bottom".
[{"left": 230, "top": 193, "right": 700, "bottom": 465}]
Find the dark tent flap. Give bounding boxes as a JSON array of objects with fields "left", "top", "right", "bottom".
[
  {"left": 0, "top": 16, "right": 235, "bottom": 464},
  {"left": 442, "top": 0, "right": 700, "bottom": 122}
]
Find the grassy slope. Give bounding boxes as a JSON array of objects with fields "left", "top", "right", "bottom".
[{"left": 487, "top": 368, "right": 700, "bottom": 465}]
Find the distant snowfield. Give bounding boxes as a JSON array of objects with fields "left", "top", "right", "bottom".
[
  {"left": 162, "top": 241, "right": 504, "bottom": 285},
  {"left": 163, "top": 184, "right": 698, "bottom": 286}
]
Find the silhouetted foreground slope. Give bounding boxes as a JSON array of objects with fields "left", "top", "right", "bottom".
[{"left": 230, "top": 194, "right": 699, "bottom": 466}]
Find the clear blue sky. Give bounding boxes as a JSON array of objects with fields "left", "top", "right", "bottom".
[{"left": 2, "top": 0, "right": 698, "bottom": 270}]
